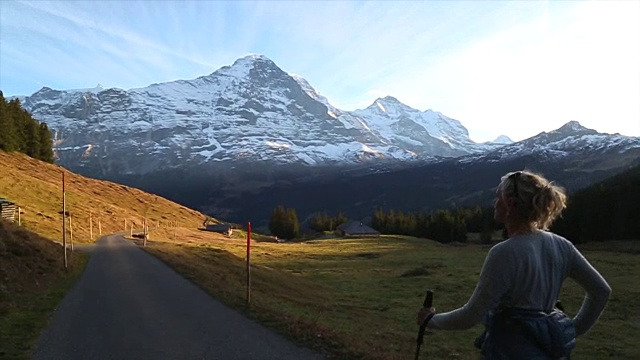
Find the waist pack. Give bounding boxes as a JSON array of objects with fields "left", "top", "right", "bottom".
[{"left": 476, "top": 307, "right": 576, "bottom": 359}]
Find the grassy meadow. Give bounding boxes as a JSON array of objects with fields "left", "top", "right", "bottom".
[
  {"left": 2, "top": 150, "right": 638, "bottom": 359},
  {"left": 143, "top": 229, "right": 640, "bottom": 360}
]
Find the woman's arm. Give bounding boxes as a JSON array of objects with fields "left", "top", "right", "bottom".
[
  {"left": 568, "top": 247, "right": 611, "bottom": 336},
  {"left": 427, "top": 245, "right": 510, "bottom": 330}
]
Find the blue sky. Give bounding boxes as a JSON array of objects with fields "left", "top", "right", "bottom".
[{"left": 1, "top": 0, "right": 638, "bottom": 142}]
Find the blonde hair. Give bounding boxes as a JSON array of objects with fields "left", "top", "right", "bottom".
[{"left": 498, "top": 170, "right": 567, "bottom": 230}]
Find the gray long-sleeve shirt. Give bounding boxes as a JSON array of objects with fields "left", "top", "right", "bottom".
[{"left": 428, "top": 231, "right": 611, "bottom": 336}]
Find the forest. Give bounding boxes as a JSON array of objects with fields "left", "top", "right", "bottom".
[
  {"left": 271, "top": 165, "right": 640, "bottom": 243},
  {"left": 0, "top": 92, "right": 54, "bottom": 163}
]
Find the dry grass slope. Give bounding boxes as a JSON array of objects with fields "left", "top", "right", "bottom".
[
  {"left": 0, "top": 150, "right": 215, "bottom": 359},
  {"left": 0, "top": 151, "right": 209, "bottom": 243}
]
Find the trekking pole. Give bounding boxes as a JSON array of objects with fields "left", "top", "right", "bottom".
[{"left": 414, "top": 289, "right": 434, "bottom": 360}]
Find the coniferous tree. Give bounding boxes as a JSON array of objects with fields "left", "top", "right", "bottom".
[
  {"left": 372, "top": 208, "right": 385, "bottom": 232},
  {"left": 0, "top": 93, "right": 14, "bottom": 151},
  {"left": 269, "top": 206, "right": 286, "bottom": 238},
  {"left": 0, "top": 98, "right": 21, "bottom": 151},
  {"left": 24, "top": 117, "right": 41, "bottom": 158},
  {"left": 309, "top": 211, "right": 349, "bottom": 232},
  {"left": 38, "top": 123, "right": 55, "bottom": 163},
  {"left": 8, "top": 99, "right": 27, "bottom": 152},
  {"left": 286, "top": 208, "right": 300, "bottom": 239},
  {"left": 0, "top": 93, "right": 55, "bottom": 162},
  {"left": 269, "top": 206, "right": 299, "bottom": 240}
]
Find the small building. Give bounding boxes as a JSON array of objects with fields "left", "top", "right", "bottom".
[
  {"left": 336, "top": 221, "right": 380, "bottom": 237},
  {"left": 0, "top": 198, "right": 16, "bottom": 222},
  {"left": 205, "top": 223, "right": 233, "bottom": 236}
]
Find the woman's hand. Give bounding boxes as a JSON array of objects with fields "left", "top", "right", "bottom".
[{"left": 416, "top": 307, "right": 436, "bottom": 326}]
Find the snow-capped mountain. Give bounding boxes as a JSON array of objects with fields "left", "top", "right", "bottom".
[
  {"left": 351, "top": 96, "right": 481, "bottom": 157},
  {"left": 200, "top": 120, "right": 640, "bottom": 225},
  {"left": 460, "top": 121, "right": 640, "bottom": 165},
  {"left": 19, "top": 54, "right": 494, "bottom": 177},
  {"left": 12, "top": 54, "right": 640, "bottom": 224},
  {"left": 488, "top": 135, "right": 513, "bottom": 145}
]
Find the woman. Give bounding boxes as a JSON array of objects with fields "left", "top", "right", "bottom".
[{"left": 417, "top": 170, "right": 611, "bottom": 359}]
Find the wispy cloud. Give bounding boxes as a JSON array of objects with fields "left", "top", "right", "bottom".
[{"left": 1, "top": 0, "right": 637, "bottom": 141}]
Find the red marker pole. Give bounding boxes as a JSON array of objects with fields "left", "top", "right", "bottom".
[
  {"left": 62, "top": 171, "right": 68, "bottom": 269},
  {"left": 246, "top": 221, "right": 251, "bottom": 305}
]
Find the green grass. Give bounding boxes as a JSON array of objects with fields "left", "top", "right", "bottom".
[
  {"left": 144, "top": 234, "right": 639, "bottom": 359},
  {"left": 0, "top": 252, "right": 89, "bottom": 360}
]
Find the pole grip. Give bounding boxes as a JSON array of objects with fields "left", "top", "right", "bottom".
[
  {"left": 415, "top": 288, "right": 435, "bottom": 359},
  {"left": 423, "top": 289, "right": 433, "bottom": 308}
]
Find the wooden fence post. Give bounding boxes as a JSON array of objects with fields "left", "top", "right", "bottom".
[
  {"left": 69, "top": 215, "right": 74, "bottom": 251},
  {"left": 143, "top": 217, "right": 147, "bottom": 247}
]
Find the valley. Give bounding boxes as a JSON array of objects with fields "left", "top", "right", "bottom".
[{"left": 2, "top": 151, "right": 639, "bottom": 359}]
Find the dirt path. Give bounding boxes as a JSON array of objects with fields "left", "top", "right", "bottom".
[{"left": 32, "top": 234, "right": 325, "bottom": 360}]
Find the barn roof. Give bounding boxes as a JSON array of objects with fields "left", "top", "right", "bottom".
[
  {"left": 205, "top": 223, "right": 232, "bottom": 231},
  {"left": 337, "top": 221, "right": 380, "bottom": 235}
]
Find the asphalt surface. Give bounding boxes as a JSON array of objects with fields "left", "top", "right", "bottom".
[{"left": 32, "top": 234, "right": 325, "bottom": 360}]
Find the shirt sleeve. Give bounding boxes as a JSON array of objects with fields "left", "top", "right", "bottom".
[
  {"left": 428, "top": 245, "right": 510, "bottom": 330},
  {"left": 568, "top": 245, "right": 611, "bottom": 336}
]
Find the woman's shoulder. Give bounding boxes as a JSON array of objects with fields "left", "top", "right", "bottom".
[
  {"left": 491, "top": 231, "right": 573, "bottom": 252},
  {"left": 486, "top": 237, "right": 519, "bottom": 256},
  {"left": 540, "top": 231, "right": 580, "bottom": 259},
  {"left": 543, "top": 231, "right": 575, "bottom": 247}
]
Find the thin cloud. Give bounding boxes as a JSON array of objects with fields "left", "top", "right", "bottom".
[{"left": 1, "top": 0, "right": 637, "bottom": 142}]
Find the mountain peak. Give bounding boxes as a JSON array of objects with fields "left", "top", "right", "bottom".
[
  {"left": 559, "top": 120, "right": 586, "bottom": 131},
  {"left": 231, "top": 54, "right": 277, "bottom": 69},
  {"left": 553, "top": 121, "right": 597, "bottom": 136},
  {"left": 365, "top": 96, "right": 415, "bottom": 113},
  {"left": 212, "top": 54, "right": 281, "bottom": 79},
  {"left": 378, "top": 95, "right": 401, "bottom": 103},
  {"left": 491, "top": 135, "right": 513, "bottom": 144},
  {"left": 236, "top": 53, "right": 273, "bottom": 63}
]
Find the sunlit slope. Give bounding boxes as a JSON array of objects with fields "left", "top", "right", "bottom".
[{"left": 0, "top": 151, "right": 208, "bottom": 243}]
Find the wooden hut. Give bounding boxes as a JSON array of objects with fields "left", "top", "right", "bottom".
[
  {"left": 0, "top": 198, "right": 16, "bottom": 222},
  {"left": 205, "top": 223, "right": 233, "bottom": 236},
  {"left": 336, "top": 221, "right": 380, "bottom": 237}
]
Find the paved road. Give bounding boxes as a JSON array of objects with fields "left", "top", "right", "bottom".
[{"left": 33, "top": 234, "right": 325, "bottom": 360}]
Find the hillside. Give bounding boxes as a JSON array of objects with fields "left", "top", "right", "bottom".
[
  {"left": 0, "top": 151, "right": 208, "bottom": 243},
  {"left": 552, "top": 164, "right": 640, "bottom": 242},
  {"left": 0, "top": 219, "right": 87, "bottom": 359},
  {"left": 0, "top": 150, "right": 220, "bottom": 358}
]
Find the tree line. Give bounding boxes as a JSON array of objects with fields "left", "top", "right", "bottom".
[
  {"left": 308, "top": 211, "right": 348, "bottom": 232},
  {"left": 0, "top": 92, "right": 54, "bottom": 163},
  {"left": 371, "top": 206, "right": 498, "bottom": 243},
  {"left": 268, "top": 204, "right": 499, "bottom": 243},
  {"left": 551, "top": 164, "right": 640, "bottom": 243},
  {"left": 269, "top": 205, "right": 300, "bottom": 240},
  {"left": 270, "top": 161, "right": 640, "bottom": 243}
]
